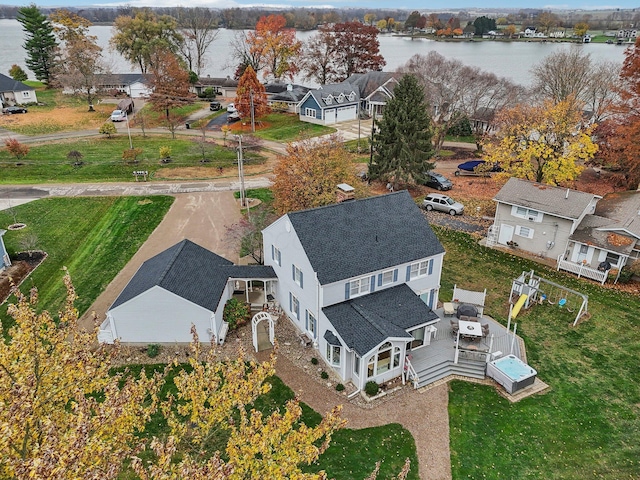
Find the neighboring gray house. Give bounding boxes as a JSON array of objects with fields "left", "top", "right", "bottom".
[
  {"left": 297, "top": 83, "right": 360, "bottom": 125},
  {"left": 559, "top": 191, "right": 640, "bottom": 283},
  {"left": 346, "top": 71, "right": 401, "bottom": 117},
  {"left": 0, "top": 229, "right": 10, "bottom": 272},
  {"left": 487, "top": 178, "right": 600, "bottom": 261},
  {"left": 0, "top": 73, "right": 37, "bottom": 108},
  {"left": 265, "top": 83, "right": 310, "bottom": 113},
  {"left": 192, "top": 76, "right": 239, "bottom": 98},
  {"left": 262, "top": 191, "right": 445, "bottom": 390},
  {"left": 98, "top": 239, "right": 276, "bottom": 345}
]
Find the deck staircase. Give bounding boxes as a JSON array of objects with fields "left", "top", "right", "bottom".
[{"left": 414, "top": 356, "right": 486, "bottom": 388}]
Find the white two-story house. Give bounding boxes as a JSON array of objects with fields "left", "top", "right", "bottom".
[{"left": 262, "top": 191, "right": 446, "bottom": 390}]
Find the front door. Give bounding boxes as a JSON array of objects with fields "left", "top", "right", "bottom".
[{"left": 498, "top": 224, "right": 514, "bottom": 245}]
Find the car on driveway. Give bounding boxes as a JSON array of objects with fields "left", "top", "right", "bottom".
[
  {"left": 110, "top": 109, "right": 127, "bottom": 122},
  {"left": 227, "top": 102, "right": 237, "bottom": 113},
  {"left": 3, "top": 106, "right": 28, "bottom": 114},
  {"left": 422, "top": 172, "right": 452, "bottom": 190},
  {"left": 422, "top": 193, "right": 464, "bottom": 216},
  {"left": 227, "top": 111, "right": 241, "bottom": 122},
  {"left": 209, "top": 101, "right": 221, "bottom": 111}
]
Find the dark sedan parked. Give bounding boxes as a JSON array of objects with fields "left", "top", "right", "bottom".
[
  {"left": 423, "top": 172, "right": 453, "bottom": 190},
  {"left": 2, "top": 106, "right": 28, "bottom": 114}
]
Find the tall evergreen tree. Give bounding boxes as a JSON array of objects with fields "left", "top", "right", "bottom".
[
  {"left": 369, "top": 74, "right": 434, "bottom": 187},
  {"left": 17, "top": 4, "right": 57, "bottom": 85}
]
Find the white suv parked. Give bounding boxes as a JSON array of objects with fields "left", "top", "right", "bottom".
[{"left": 422, "top": 193, "right": 464, "bottom": 216}]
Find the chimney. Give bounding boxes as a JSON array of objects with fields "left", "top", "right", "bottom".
[{"left": 336, "top": 183, "right": 355, "bottom": 203}]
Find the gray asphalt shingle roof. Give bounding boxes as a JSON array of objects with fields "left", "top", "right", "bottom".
[
  {"left": 0, "top": 73, "right": 34, "bottom": 93},
  {"left": 323, "top": 284, "right": 439, "bottom": 356},
  {"left": 110, "top": 240, "right": 275, "bottom": 312},
  {"left": 287, "top": 190, "right": 445, "bottom": 285},
  {"left": 494, "top": 178, "right": 599, "bottom": 220}
]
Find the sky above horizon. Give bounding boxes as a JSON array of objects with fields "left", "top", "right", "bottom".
[{"left": 6, "top": 0, "right": 640, "bottom": 11}]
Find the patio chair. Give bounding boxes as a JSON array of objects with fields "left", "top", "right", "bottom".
[
  {"left": 450, "top": 320, "right": 459, "bottom": 336},
  {"left": 482, "top": 324, "right": 490, "bottom": 337}
]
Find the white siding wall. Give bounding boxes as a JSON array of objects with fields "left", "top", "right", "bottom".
[
  {"left": 109, "top": 286, "right": 214, "bottom": 344},
  {"left": 263, "top": 216, "right": 320, "bottom": 337}
]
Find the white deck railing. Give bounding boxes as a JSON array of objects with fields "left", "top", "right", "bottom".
[
  {"left": 557, "top": 256, "right": 608, "bottom": 284},
  {"left": 402, "top": 357, "right": 420, "bottom": 389}
]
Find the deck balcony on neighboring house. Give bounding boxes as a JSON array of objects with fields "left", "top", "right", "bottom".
[{"left": 556, "top": 256, "right": 608, "bottom": 284}]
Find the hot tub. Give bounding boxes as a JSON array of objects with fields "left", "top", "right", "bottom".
[{"left": 486, "top": 354, "right": 537, "bottom": 394}]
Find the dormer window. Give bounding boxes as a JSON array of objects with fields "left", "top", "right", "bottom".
[
  {"left": 337, "top": 93, "right": 345, "bottom": 103},
  {"left": 348, "top": 92, "right": 356, "bottom": 101}
]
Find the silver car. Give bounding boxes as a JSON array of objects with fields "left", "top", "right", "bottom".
[{"left": 422, "top": 193, "right": 464, "bottom": 216}]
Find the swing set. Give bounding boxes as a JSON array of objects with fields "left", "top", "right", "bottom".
[{"left": 510, "top": 270, "right": 589, "bottom": 326}]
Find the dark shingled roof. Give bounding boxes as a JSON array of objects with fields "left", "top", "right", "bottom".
[
  {"left": 287, "top": 190, "right": 445, "bottom": 285},
  {"left": 0, "top": 73, "right": 34, "bottom": 93},
  {"left": 110, "top": 240, "right": 275, "bottom": 312},
  {"left": 494, "top": 178, "right": 599, "bottom": 220},
  {"left": 323, "top": 284, "right": 439, "bottom": 356}
]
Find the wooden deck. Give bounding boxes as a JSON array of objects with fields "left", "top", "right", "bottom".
[{"left": 408, "top": 310, "right": 525, "bottom": 389}]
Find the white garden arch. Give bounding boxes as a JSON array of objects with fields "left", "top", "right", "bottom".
[{"left": 252, "top": 311, "right": 275, "bottom": 352}]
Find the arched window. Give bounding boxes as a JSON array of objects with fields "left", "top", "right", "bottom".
[{"left": 367, "top": 342, "right": 401, "bottom": 378}]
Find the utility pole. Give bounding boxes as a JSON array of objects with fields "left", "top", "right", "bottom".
[
  {"left": 250, "top": 90, "right": 255, "bottom": 133},
  {"left": 236, "top": 135, "right": 246, "bottom": 208}
]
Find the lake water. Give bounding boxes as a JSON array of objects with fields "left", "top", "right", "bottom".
[{"left": 0, "top": 18, "right": 629, "bottom": 88}]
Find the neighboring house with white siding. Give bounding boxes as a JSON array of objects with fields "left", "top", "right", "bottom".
[
  {"left": 262, "top": 191, "right": 445, "bottom": 390},
  {"left": 488, "top": 178, "right": 600, "bottom": 260},
  {"left": 0, "top": 73, "right": 37, "bottom": 108},
  {"left": 98, "top": 239, "right": 276, "bottom": 345}
]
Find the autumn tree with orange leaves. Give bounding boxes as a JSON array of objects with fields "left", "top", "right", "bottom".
[
  {"left": 273, "top": 134, "right": 369, "bottom": 214},
  {"left": 148, "top": 49, "right": 195, "bottom": 138},
  {"left": 234, "top": 65, "right": 269, "bottom": 121},
  {"left": 596, "top": 37, "right": 640, "bottom": 189},
  {"left": 246, "top": 14, "right": 301, "bottom": 81}
]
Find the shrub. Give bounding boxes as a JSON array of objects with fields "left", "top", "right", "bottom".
[
  {"left": 4, "top": 138, "right": 29, "bottom": 159},
  {"left": 67, "top": 150, "right": 84, "bottom": 166},
  {"left": 159, "top": 145, "right": 172, "bottom": 160},
  {"left": 365, "top": 380, "right": 379, "bottom": 397},
  {"left": 320, "top": 371, "right": 329, "bottom": 379},
  {"left": 616, "top": 267, "right": 635, "bottom": 284},
  {"left": 223, "top": 297, "right": 250, "bottom": 331},
  {"left": 99, "top": 122, "right": 117, "bottom": 138},
  {"left": 146, "top": 344, "right": 160, "bottom": 358},
  {"left": 122, "top": 147, "right": 143, "bottom": 163},
  {"left": 310, "top": 357, "right": 319, "bottom": 365},
  {"left": 335, "top": 383, "right": 345, "bottom": 392}
]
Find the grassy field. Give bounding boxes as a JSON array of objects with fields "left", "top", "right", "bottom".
[
  {"left": 437, "top": 228, "right": 640, "bottom": 479},
  {"left": 248, "top": 113, "right": 335, "bottom": 142},
  {"left": 0, "top": 196, "right": 174, "bottom": 330},
  {"left": 0, "top": 135, "right": 264, "bottom": 184}
]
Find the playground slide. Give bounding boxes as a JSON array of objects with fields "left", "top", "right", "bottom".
[{"left": 511, "top": 294, "right": 528, "bottom": 319}]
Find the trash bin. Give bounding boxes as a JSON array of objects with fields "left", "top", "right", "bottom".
[{"left": 185, "top": 122, "right": 190, "bottom": 129}]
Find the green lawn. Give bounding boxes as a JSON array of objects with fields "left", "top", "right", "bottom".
[
  {"left": 253, "top": 113, "right": 336, "bottom": 142},
  {"left": 0, "top": 136, "right": 264, "bottom": 184},
  {"left": 0, "top": 196, "right": 174, "bottom": 330},
  {"left": 114, "top": 366, "right": 418, "bottom": 480},
  {"left": 437, "top": 228, "right": 640, "bottom": 479}
]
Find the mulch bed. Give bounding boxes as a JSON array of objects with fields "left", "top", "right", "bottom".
[{"left": 0, "top": 251, "right": 47, "bottom": 304}]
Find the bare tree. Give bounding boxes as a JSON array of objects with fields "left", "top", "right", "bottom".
[
  {"left": 401, "top": 52, "right": 523, "bottom": 153},
  {"left": 176, "top": 7, "right": 219, "bottom": 76},
  {"left": 229, "top": 31, "right": 265, "bottom": 77}
]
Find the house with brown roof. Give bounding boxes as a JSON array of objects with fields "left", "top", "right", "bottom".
[{"left": 560, "top": 191, "right": 640, "bottom": 282}]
